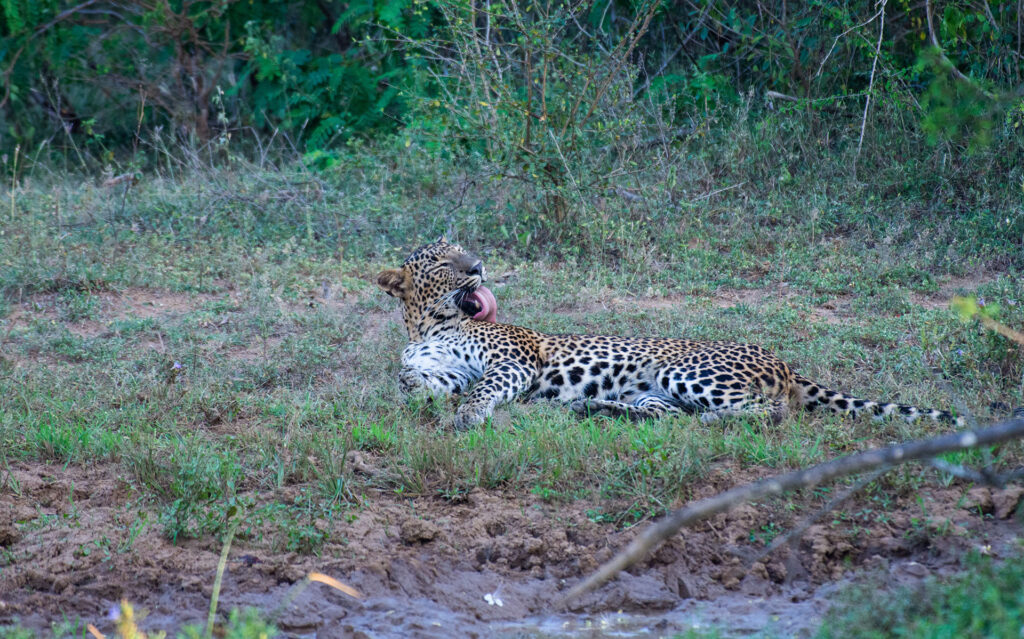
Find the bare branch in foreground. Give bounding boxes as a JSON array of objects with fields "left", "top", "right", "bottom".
[{"left": 558, "top": 417, "right": 1024, "bottom": 607}]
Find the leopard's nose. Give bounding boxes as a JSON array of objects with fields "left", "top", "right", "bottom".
[{"left": 467, "top": 261, "right": 483, "bottom": 278}]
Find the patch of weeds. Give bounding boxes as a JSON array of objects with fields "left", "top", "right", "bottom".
[
  {"left": 124, "top": 436, "right": 247, "bottom": 540},
  {"left": 852, "top": 288, "right": 914, "bottom": 316},
  {"left": 877, "top": 265, "right": 938, "bottom": 294},
  {"left": 48, "top": 620, "right": 93, "bottom": 639},
  {"left": 586, "top": 505, "right": 657, "bottom": 528},
  {"left": 532, "top": 481, "right": 569, "bottom": 503},
  {"left": 109, "top": 316, "right": 158, "bottom": 336},
  {"left": 258, "top": 501, "right": 332, "bottom": 555},
  {"left": 596, "top": 417, "right": 704, "bottom": 509},
  {"left": 46, "top": 331, "right": 91, "bottom": 361},
  {"left": 118, "top": 510, "right": 151, "bottom": 553},
  {"left": 284, "top": 519, "right": 329, "bottom": 554},
  {"left": 351, "top": 419, "right": 399, "bottom": 451},
  {"left": 818, "top": 552, "right": 1024, "bottom": 639},
  {"left": 58, "top": 289, "right": 99, "bottom": 322},
  {"left": 75, "top": 536, "right": 114, "bottom": 562},
  {"left": 29, "top": 413, "right": 121, "bottom": 463},
  {"left": 45, "top": 330, "right": 121, "bottom": 362},
  {"left": 160, "top": 496, "right": 255, "bottom": 543},
  {"left": 721, "top": 420, "right": 818, "bottom": 468}
]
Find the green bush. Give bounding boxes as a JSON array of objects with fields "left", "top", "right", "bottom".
[{"left": 2, "top": 1, "right": 1022, "bottom": 162}]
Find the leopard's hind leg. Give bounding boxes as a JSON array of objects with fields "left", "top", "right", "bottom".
[
  {"left": 571, "top": 395, "right": 684, "bottom": 421},
  {"left": 698, "top": 396, "right": 789, "bottom": 424}
]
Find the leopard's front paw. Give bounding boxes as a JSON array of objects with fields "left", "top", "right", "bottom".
[
  {"left": 453, "top": 406, "right": 488, "bottom": 431},
  {"left": 398, "top": 368, "right": 426, "bottom": 395}
]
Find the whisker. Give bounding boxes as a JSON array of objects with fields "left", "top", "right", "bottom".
[{"left": 423, "top": 288, "right": 462, "bottom": 316}]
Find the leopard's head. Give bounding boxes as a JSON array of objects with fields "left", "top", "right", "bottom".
[{"left": 376, "top": 238, "right": 496, "bottom": 341}]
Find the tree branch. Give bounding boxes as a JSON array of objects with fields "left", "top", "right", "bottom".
[{"left": 558, "top": 415, "right": 1024, "bottom": 606}]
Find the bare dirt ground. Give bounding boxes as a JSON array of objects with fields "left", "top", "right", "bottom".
[{"left": 2, "top": 460, "right": 1023, "bottom": 637}]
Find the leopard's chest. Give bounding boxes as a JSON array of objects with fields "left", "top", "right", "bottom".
[{"left": 402, "top": 337, "right": 486, "bottom": 391}]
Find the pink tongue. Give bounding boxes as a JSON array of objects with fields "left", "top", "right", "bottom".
[{"left": 469, "top": 286, "right": 497, "bottom": 323}]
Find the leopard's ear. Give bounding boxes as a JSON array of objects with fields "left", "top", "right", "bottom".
[
  {"left": 376, "top": 268, "right": 409, "bottom": 298},
  {"left": 436, "top": 234, "right": 448, "bottom": 244}
]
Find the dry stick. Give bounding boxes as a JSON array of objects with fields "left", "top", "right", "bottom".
[
  {"left": 854, "top": 0, "right": 887, "bottom": 176},
  {"left": 558, "top": 416, "right": 1024, "bottom": 606},
  {"left": 765, "top": 90, "right": 800, "bottom": 103},
  {"left": 691, "top": 182, "right": 746, "bottom": 202},
  {"left": 206, "top": 514, "right": 241, "bottom": 638},
  {"left": 978, "top": 315, "right": 1024, "bottom": 347},
  {"left": 925, "top": 457, "right": 1024, "bottom": 488}
]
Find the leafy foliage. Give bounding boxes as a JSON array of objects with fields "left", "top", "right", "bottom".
[{"left": 1, "top": 0, "right": 1021, "bottom": 161}]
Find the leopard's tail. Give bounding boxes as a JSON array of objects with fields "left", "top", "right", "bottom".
[{"left": 792, "top": 374, "right": 965, "bottom": 427}]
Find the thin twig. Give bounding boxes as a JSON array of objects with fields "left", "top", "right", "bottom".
[
  {"left": 765, "top": 90, "right": 800, "bottom": 103},
  {"left": 925, "top": 458, "right": 1020, "bottom": 487},
  {"left": 855, "top": 0, "right": 887, "bottom": 176},
  {"left": 813, "top": 6, "right": 885, "bottom": 80},
  {"left": 691, "top": 182, "right": 745, "bottom": 202}
]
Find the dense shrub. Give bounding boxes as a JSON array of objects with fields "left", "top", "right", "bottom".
[{"left": 1, "top": 1, "right": 1021, "bottom": 160}]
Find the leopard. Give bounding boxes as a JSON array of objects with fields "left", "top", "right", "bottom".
[{"left": 376, "top": 238, "right": 964, "bottom": 430}]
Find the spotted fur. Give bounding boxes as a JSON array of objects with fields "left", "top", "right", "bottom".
[{"left": 377, "top": 240, "right": 965, "bottom": 430}]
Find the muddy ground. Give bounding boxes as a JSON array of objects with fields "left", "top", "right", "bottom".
[{"left": 2, "top": 460, "right": 1023, "bottom": 637}]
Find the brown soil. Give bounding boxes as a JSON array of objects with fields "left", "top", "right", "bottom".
[{"left": 2, "top": 460, "right": 1022, "bottom": 637}]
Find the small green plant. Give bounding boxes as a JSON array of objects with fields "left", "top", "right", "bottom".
[
  {"left": 58, "top": 290, "right": 99, "bottom": 322},
  {"left": 818, "top": 552, "right": 1024, "bottom": 638},
  {"left": 749, "top": 522, "right": 782, "bottom": 546},
  {"left": 178, "top": 607, "right": 277, "bottom": 639}
]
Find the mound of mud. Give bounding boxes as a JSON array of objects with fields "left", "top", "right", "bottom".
[{"left": 2, "top": 461, "right": 1022, "bottom": 637}]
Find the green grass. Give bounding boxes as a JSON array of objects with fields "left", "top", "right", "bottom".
[
  {"left": 818, "top": 552, "right": 1024, "bottom": 639},
  {"left": 0, "top": 109, "right": 1022, "bottom": 625},
  {"left": 2, "top": 249, "right": 1019, "bottom": 556}
]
